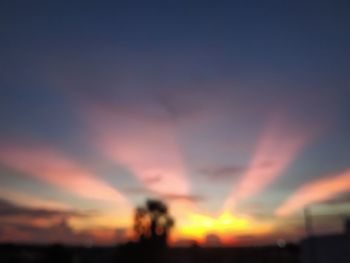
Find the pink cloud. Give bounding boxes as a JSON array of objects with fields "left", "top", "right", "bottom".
[
  {"left": 275, "top": 169, "right": 350, "bottom": 216},
  {"left": 88, "top": 105, "right": 190, "bottom": 196},
  {"left": 0, "top": 145, "right": 127, "bottom": 203},
  {"left": 223, "top": 117, "right": 310, "bottom": 211}
]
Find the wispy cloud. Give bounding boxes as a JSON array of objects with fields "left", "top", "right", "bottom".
[
  {"left": 223, "top": 116, "right": 310, "bottom": 211},
  {"left": 275, "top": 169, "right": 350, "bottom": 216},
  {"left": 0, "top": 145, "right": 127, "bottom": 203}
]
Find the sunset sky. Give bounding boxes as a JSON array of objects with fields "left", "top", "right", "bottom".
[{"left": 1, "top": 1, "right": 350, "bottom": 246}]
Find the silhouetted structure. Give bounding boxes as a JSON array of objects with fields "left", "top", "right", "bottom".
[{"left": 301, "top": 218, "right": 350, "bottom": 263}]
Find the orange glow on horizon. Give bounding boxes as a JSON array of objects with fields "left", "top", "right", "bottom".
[{"left": 175, "top": 211, "right": 272, "bottom": 245}]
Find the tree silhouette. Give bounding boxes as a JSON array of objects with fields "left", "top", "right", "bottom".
[{"left": 134, "top": 199, "right": 174, "bottom": 248}]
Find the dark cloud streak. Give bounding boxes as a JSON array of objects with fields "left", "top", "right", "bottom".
[
  {"left": 0, "top": 199, "right": 91, "bottom": 219},
  {"left": 122, "top": 187, "right": 206, "bottom": 203},
  {"left": 199, "top": 165, "right": 245, "bottom": 180}
]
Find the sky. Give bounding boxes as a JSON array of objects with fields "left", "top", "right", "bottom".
[{"left": 0, "top": 0, "right": 350, "bottom": 246}]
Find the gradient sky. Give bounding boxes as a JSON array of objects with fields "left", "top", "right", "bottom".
[{"left": 1, "top": 0, "right": 350, "bottom": 246}]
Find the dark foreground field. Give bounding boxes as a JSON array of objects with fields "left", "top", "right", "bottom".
[{"left": 0, "top": 243, "right": 300, "bottom": 263}]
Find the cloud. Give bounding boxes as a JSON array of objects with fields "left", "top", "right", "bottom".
[
  {"left": 199, "top": 163, "right": 277, "bottom": 181},
  {"left": 85, "top": 104, "right": 190, "bottom": 196},
  {"left": 275, "top": 169, "right": 350, "bottom": 217},
  {"left": 143, "top": 174, "right": 163, "bottom": 184},
  {"left": 162, "top": 193, "right": 206, "bottom": 203},
  {"left": 0, "top": 187, "right": 70, "bottom": 210},
  {"left": 122, "top": 187, "right": 205, "bottom": 203},
  {"left": 0, "top": 145, "right": 127, "bottom": 203},
  {"left": 322, "top": 193, "right": 350, "bottom": 205},
  {"left": 0, "top": 218, "right": 126, "bottom": 245},
  {"left": 122, "top": 187, "right": 151, "bottom": 195},
  {"left": 199, "top": 165, "right": 245, "bottom": 180},
  {"left": 153, "top": 90, "right": 210, "bottom": 125},
  {"left": 0, "top": 199, "right": 127, "bottom": 245},
  {"left": 0, "top": 198, "right": 89, "bottom": 219},
  {"left": 223, "top": 116, "right": 310, "bottom": 211},
  {"left": 204, "top": 234, "right": 222, "bottom": 247},
  {"left": 236, "top": 202, "right": 276, "bottom": 220}
]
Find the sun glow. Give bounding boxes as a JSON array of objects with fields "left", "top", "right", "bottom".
[{"left": 176, "top": 211, "right": 272, "bottom": 244}]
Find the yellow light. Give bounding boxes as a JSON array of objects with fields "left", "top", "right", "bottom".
[{"left": 175, "top": 211, "right": 272, "bottom": 245}]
